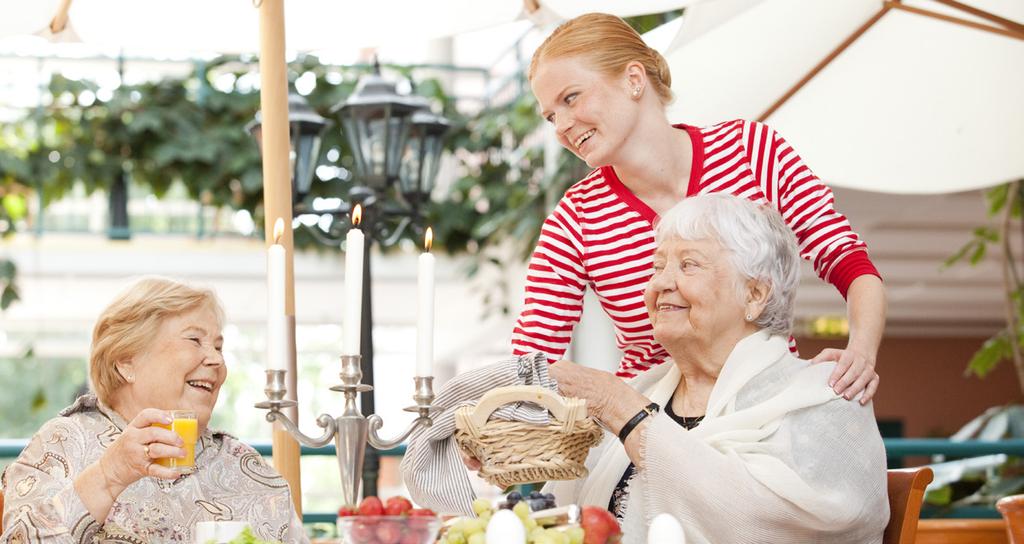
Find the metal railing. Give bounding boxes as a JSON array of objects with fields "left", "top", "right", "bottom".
[{"left": 2, "top": 439, "right": 1023, "bottom": 524}]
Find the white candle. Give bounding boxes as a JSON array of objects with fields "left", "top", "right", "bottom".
[
  {"left": 416, "top": 227, "right": 435, "bottom": 377},
  {"left": 266, "top": 218, "right": 287, "bottom": 371},
  {"left": 343, "top": 205, "right": 365, "bottom": 356}
]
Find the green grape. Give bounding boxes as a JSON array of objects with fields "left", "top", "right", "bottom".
[
  {"left": 464, "top": 518, "right": 487, "bottom": 534},
  {"left": 447, "top": 529, "right": 467, "bottom": 544},
  {"left": 479, "top": 510, "right": 493, "bottom": 524},
  {"left": 547, "top": 529, "right": 569, "bottom": 544},
  {"left": 513, "top": 501, "right": 531, "bottom": 520},
  {"left": 523, "top": 517, "right": 538, "bottom": 531},
  {"left": 529, "top": 527, "right": 547, "bottom": 542},
  {"left": 565, "top": 526, "right": 585, "bottom": 544},
  {"left": 472, "top": 498, "right": 493, "bottom": 516},
  {"left": 468, "top": 533, "right": 486, "bottom": 544}
]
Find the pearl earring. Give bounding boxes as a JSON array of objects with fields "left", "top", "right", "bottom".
[
  {"left": 633, "top": 87, "right": 641, "bottom": 97},
  {"left": 745, "top": 314, "right": 753, "bottom": 321}
]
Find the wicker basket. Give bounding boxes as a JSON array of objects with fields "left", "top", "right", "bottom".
[{"left": 454, "top": 385, "right": 603, "bottom": 488}]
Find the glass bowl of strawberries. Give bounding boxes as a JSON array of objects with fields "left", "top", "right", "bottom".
[{"left": 337, "top": 496, "right": 441, "bottom": 544}]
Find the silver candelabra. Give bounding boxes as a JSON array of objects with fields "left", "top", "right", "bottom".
[{"left": 255, "top": 354, "right": 437, "bottom": 506}]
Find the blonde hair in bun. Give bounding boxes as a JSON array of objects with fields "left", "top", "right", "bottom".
[{"left": 529, "top": 12, "right": 674, "bottom": 106}]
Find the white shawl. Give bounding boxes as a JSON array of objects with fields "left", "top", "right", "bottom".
[{"left": 546, "top": 331, "right": 889, "bottom": 544}]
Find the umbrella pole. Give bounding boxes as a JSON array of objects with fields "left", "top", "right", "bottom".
[{"left": 257, "top": 0, "right": 303, "bottom": 516}]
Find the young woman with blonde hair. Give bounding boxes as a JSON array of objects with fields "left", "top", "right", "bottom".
[{"left": 512, "top": 13, "right": 885, "bottom": 402}]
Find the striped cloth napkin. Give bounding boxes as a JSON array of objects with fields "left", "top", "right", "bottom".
[{"left": 399, "top": 352, "right": 556, "bottom": 515}]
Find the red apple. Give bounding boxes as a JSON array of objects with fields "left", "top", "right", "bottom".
[
  {"left": 407, "top": 508, "right": 436, "bottom": 517},
  {"left": 337, "top": 505, "right": 358, "bottom": 517},
  {"left": 581, "top": 505, "right": 622, "bottom": 544},
  {"left": 358, "top": 495, "right": 385, "bottom": 516}
]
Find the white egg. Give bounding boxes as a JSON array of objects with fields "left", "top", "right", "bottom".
[
  {"left": 648, "top": 513, "right": 686, "bottom": 543},
  {"left": 485, "top": 508, "right": 527, "bottom": 544}
]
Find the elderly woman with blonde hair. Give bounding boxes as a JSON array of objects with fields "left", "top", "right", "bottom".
[{"left": 1, "top": 277, "right": 307, "bottom": 543}]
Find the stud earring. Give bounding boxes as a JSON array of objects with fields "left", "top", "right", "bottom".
[
  {"left": 633, "top": 87, "right": 641, "bottom": 97},
  {"left": 745, "top": 314, "right": 753, "bottom": 321}
]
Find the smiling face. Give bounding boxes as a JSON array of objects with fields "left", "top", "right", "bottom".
[
  {"left": 644, "top": 237, "right": 757, "bottom": 358},
  {"left": 531, "top": 55, "right": 641, "bottom": 168},
  {"left": 112, "top": 305, "right": 226, "bottom": 431}
]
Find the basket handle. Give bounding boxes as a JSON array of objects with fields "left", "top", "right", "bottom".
[{"left": 465, "top": 385, "right": 586, "bottom": 429}]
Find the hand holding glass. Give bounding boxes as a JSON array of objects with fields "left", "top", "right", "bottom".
[{"left": 152, "top": 410, "right": 198, "bottom": 474}]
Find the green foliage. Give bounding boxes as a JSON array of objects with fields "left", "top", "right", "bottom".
[
  {"left": 432, "top": 92, "right": 583, "bottom": 260},
  {"left": 0, "top": 163, "right": 24, "bottom": 310},
  {"left": 0, "top": 354, "right": 88, "bottom": 437},
  {"left": 967, "top": 333, "right": 1013, "bottom": 378},
  {"left": 0, "top": 55, "right": 587, "bottom": 315},
  {"left": 946, "top": 181, "right": 1024, "bottom": 387},
  {"left": 943, "top": 226, "right": 997, "bottom": 268}
]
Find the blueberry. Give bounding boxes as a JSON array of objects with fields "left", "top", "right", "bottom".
[
  {"left": 529, "top": 491, "right": 542, "bottom": 500},
  {"left": 507, "top": 491, "right": 522, "bottom": 502},
  {"left": 528, "top": 498, "right": 548, "bottom": 511},
  {"left": 543, "top": 493, "right": 555, "bottom": 502}
]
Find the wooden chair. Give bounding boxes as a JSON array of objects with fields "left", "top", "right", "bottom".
[
  {"left": 998, "top": 494, "right": 1024, "bottom": 543},
  {"left": 885, "top": 467, "right": 934, "bottom": 544},
  {"left": 916, "top": 519, "right": 1008, "bottom": 544}
]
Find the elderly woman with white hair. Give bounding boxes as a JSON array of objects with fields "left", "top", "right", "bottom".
[
  {"left": 546, "top": 194, "right": 889, "bottom": 543},
  {"left": 1, "top": 277, "right": 307, "bottom": 543}
]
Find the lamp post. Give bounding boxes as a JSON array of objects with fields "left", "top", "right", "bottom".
[{"left": 249, "top": 66, "right": 450, "bottom": 499}]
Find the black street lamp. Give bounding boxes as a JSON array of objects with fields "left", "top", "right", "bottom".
[
  {"left": 247, "top": 93, "right": 329, "bottom": 204},
  {"left": 401, "top": 105, "right": 451, "bottom": 210},
  {"left": 249, "top": 66, "right": 449, "bottom": 497}
]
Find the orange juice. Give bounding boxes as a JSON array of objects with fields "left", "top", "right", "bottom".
[{"left": 154, "top": 410, "right": 198, "bottom": 473}]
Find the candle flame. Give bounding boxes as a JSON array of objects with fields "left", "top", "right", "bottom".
[
  {"left": 272, "top": 218, "right": 285, "bottom": 244},
  {"left": 424, "top": 227, "right": 433, "bottom": 252},
  {"left": 352, "top": 204, "right": 362, "bottom": 227}
]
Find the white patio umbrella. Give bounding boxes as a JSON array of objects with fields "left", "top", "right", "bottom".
[
  {"left": 0, "top": 0, "right": 701, "bottom": 56},
  {"left": 662, "top": 0, "right": 1024, "bottom": 194}
]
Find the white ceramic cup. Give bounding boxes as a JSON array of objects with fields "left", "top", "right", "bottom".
[{"left": 194, "top": 521, "right": 251, "bottom": 544}]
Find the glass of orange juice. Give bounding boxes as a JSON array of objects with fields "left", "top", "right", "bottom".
[{"left": 154, "top": 410, "right": 199, "bottom": 474}]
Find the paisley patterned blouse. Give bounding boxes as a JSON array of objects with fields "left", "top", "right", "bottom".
[{"left": 0, "top": 395, "right": 308, "bottom": 543}]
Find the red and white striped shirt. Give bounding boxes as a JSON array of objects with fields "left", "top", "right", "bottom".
[{"left": 511, "top": 120, "right": 880, "bottom": 378}]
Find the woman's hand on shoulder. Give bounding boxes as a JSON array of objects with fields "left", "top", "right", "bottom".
[
  {"left": 99, "top": 408, "right": 187, "bottom": 490},
  {"left": 811, "top": 343, "right": 879, "bottom": 405}
]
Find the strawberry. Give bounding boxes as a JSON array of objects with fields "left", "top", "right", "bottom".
[
  {"left": 384, "top": 496, "right": 414, "bottom": 516},
  {"left": 358, "top": 495, "right": 385, "bottom": 516},
  {"left": 581, "top": 505, "right": 623, "bottom": 544}
]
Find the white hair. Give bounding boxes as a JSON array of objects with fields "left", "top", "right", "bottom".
[{"left": 655, "top": 194, "right": 800, "bottom": 336}]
